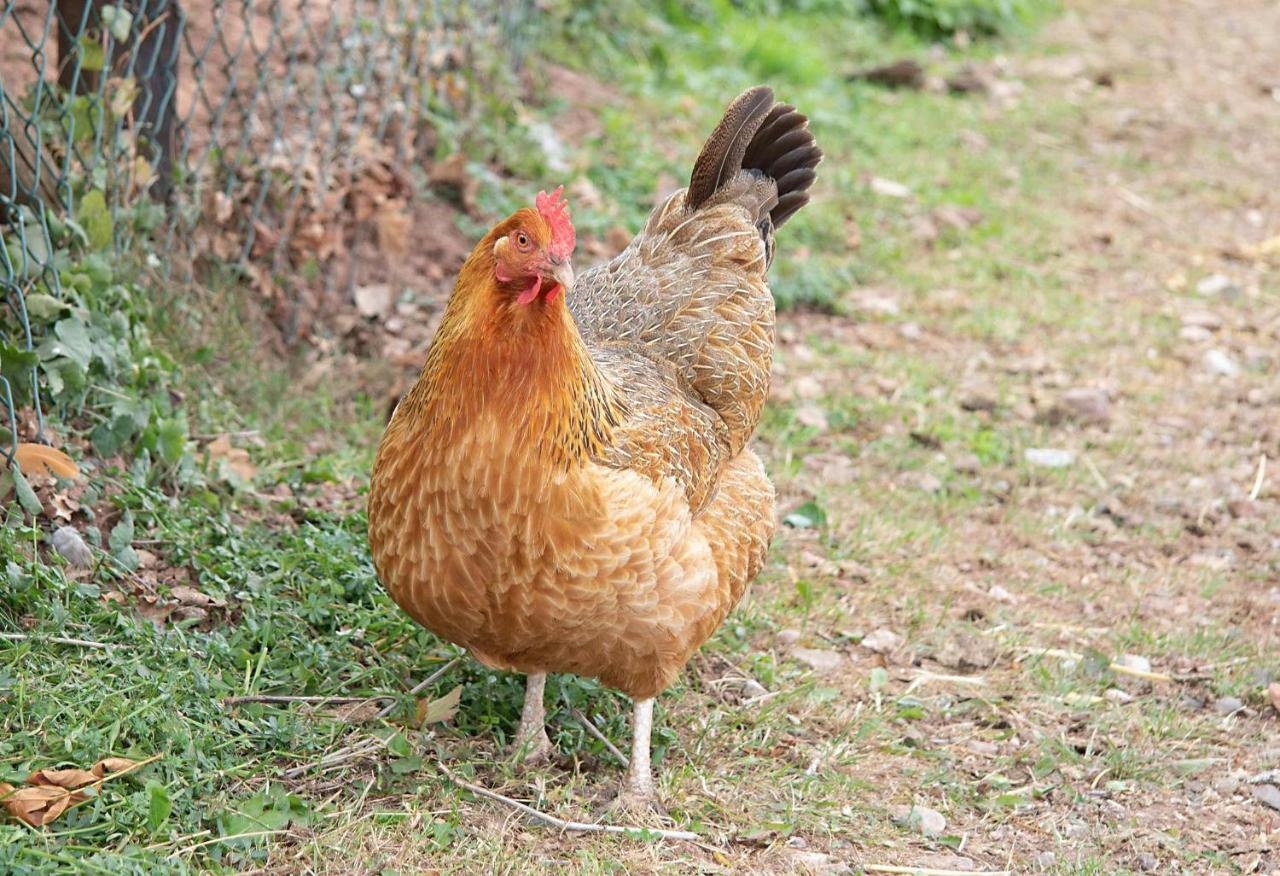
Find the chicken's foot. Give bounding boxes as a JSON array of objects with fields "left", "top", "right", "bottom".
[
  {"left": 610, "top": 697, "right": 666, "bottom": 815},
  {"left": 510, "top": 672, "right": 554, "bottom": 765}
]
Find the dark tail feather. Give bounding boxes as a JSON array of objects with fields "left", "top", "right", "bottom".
[
  {"left": 686, "top": 86, "right": 775, "bottom": 211},
  {"left": 686, "top": 87, "right": 823, "bottom": 230}
]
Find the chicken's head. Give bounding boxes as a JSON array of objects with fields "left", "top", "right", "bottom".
[{"left": 492, "top": 186, "right": 576, "bottom": 306}]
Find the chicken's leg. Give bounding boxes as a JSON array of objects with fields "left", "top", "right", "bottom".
[
  {"left": 510, "top": 672, "right": 554, "bottom": 765},
  {"left": 612, "top": 697, "right": 662, "bottom": 812}
]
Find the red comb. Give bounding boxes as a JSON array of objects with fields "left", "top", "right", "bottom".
[{"left": 536, "top": 186, "right": 575, "bottom": 261}]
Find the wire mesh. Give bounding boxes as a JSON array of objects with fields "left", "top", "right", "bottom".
[{"left": 0, "top": 0, "right": 535, "bottom": 462}]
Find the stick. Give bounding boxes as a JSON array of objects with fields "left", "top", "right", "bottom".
[
  {"left": 435, "top": 761, "right": 700, "bottom": 842},
  {"left": 1019, "top": 648, "right": 1173, "bottom": 682},
  {"left": 375, "top": 656, "right": 461, "bottom": 719},
  {"left": 223, "top": 695, "right": 389, "bottom": 706},
  {"left": 571, "top": 707, "right": 629, "bottom": 768},
  {"left": 1250, "top": 453, "right": 1267, "bottom": 501},
  {"left": 0, "top": 631, "right": 122, "bottom": 650},
  {"left": 282, "top": 736, "right": 387, "bottom": 780},
  {"left": 864, "top": 866, "right": 1010, "bottom": 876}
]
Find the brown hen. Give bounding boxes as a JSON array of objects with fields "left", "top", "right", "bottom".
[{"left": 368, "top": 86, "right": 821, "bottom": 809}]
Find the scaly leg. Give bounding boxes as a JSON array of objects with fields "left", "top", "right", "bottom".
[
  {"left": 612, "top": 697, "right": 662, "bottom": 812},
  {"left": 510, "top": 672, "right": 554, "bottom": 765}
]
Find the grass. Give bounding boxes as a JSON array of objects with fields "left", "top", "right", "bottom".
[{"left": 4, "top": 0, "right": 1280, "bottom": 872}]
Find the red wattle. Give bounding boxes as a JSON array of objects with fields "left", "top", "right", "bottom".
[{"left": 515, "top": 275, "right": 542, "bottom": 305}]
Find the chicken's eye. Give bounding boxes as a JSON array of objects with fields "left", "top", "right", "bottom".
[{"left": 515, "top": 231, "right": 531, "bottom": 251}]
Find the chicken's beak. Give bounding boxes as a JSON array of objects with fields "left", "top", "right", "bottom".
[{"left": 549, "top": 259, "right": 574, "bottom": 297}]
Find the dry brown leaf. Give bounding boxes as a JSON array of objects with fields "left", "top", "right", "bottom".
[
  {"left": 2, "top": 756, "right": 146, "bottom": 827},
  {"left": 414, "top": 685, "right": 462, "bottom": 727},
  {"left": 13, "top": 443, "right": 79, "bottom": 480},
  {"left": 0, "top": 783, "right": 88, "bottom": 827},
  {"left": 206, "top": 436, "right": 257, "bottom": 482},
  {"left": 376, "top": 201, "right": 411, "bottom": 257}
]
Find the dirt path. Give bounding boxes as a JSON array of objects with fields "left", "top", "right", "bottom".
[{"left": 756, "top": 1, "right": 1280, "bottom": 871}]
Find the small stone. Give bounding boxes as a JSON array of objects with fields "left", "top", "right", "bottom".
[
  {"left": 51, "top": 526, "right": 94, "bottom": 568},
  {"left": 860, "top": 627, "right": 904, "bottom": 654},
  {"left": 1204, "top": 349, "right": 1238, "bottom": 376},
  {"left": 1065, "top": 821, "right": 1088, "bottom": 839},
  {"left": 869, "top": 176, "right": 912, "bottom": 198},
  {"left": 1253, "top": 784, "right": 1280, "bottom": 811},
  {"left": 1179, "top": 325, "right": 1213, "bottom": 342},
  {"left": 1181, "top": 309, "right": 1222, "bottom": 330},
  {"left": 967, "top": 739, "right": 998, "bottom": 756},
  {"left": 911, "top": 472, "right": 944, "bottom": 494},
  {"left": 1115, "top": 654, "right": 1152, "bottom": 674},
  {"left": 1196, "top": 273, "right": 1237, "bottom": 296},
  {"left": 795, "top": 404, "right": 830, "bottom": 432},
  {"left": 793, "top": 648, "right": 844, "bottom": 673},
  {"left": 959, "top": 391, "right": 998, "bottom": 412},
  {"left": 989, "top": 584, "right": 1016, "bottom": 603},
  {"left": 1025, "top": 447, "right": 1076, "bottom": 468},
  {"left": 1059, "top": 387, "right": 1112, "bottom": 426},
  {"left": 793, "top": 375, "right": 824, "bottom": 400},
  {"left": 892, "top": 804, "right": 946, "bottom": 837},
  {"left": 777, "top": 629, "right": 803, "bottom": 647},
  {"left": 953, "top": 453, "right": 982, "bottom": 474},
  {"left": 1104, "top": 687, "right": 1133, "bottom": 704},
  {"left": 741, "top": 679, "right": 768, "bottom": 698},
  {"left": 1213, "top": 695, "right": 1245, "bottom": 715},
  {"left": 1035, "top": 851, "right": 1057, "bottom": 870},
  {"left": 1135, "top": 853, "right": 1158, "bottom": 871},
  {"left": 784, "top": 849, "right": 851, "bottom": 875}
]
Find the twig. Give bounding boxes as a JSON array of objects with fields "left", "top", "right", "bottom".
[
  {"left": 375, "top": 656, "right": 462, "bottom": 719},
  {"left": 1250, "top": 453, "right": 1267, "bottom": 501},
  {"left": 282, "top": 736, "right": 387, "bottom": 780},
  {"left": 434, "top": 760, "right": 700, "bottom": 842},
  {"left": 571, "top": 707, "right": 629, "bottom": 768},
  {"left": 864, "top": 866, "right": 1010, "bottom": 876},
  {"left": 1018, "top": 648, "right": 1173, "bottom": 682},
  {"left": 223, "top": 694, "right": 388, "bottom": 707},
  {"left": 903, "top": 671, "right": 987, "bottom": 695},
  {"left": 0, "top": 631, "right": 123, "bottom": 650}
]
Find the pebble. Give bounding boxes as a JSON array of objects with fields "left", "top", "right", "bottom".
[
  {"left": 1115, "top": 654, "right": 1152, "bottom": 673},
  {"left": 1213, "top": 695, "right": 1244, "bottom": 715},
  {"left": 1025, "top": 447, "right": 1076, "bottom": 468},
  {"left": 1179, "top": 325, "right": 1213, "bottom": 342},
  {"left": 892, "top": 804, "right": 946, "bottom": 837},
  {"left": 869, "top": 176, "right": 912, "bottom": 198},
  {"left": 795, "top": 404, "right": 830, "bottom": 432},
  {"left": 1059, "top": 387, "right": 1112, "bottom": 426},
  {"left": 792, "top": 648, "right": 844, "bottom": 673},
  {"left": 793, "top": 375, "right": 824, "bottom": 400},
  {"left": 1105, "top": 687, "right": 1134, "bottom": 704},
  {"left": 784, "top": 850, "right": 851, "bottom": 874},
  {"left": 989, "top": 584, "right": 1016, "bottom": 603},
  {"left": 51, "top": 526, "right": 94, "bottom": 568},
  {"left": 1252, "top": 784, "right": 1280, "bottom": 811},
  {"left": 953, "top": 452, "right": 982, "bottom": 474},
  {"left": 1035, "top": 851, "right": 1057, "bottom": 870},
  {"left": 1136, "top": 852, "right": 1158, "bottom": 871},
  {"left": 777, "top": 629, "right": 803, "bottom": 646},
  {"left": 1204, "top": 349, "right": 1238, "bottom": 376},
  {"left": 1196, "top": 273, "right": 1237, "bottom": 296},
  {"left": 860, "top": 627, "right": 904, "bottom": 654}
]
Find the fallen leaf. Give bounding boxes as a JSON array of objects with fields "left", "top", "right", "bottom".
[
  {"left": 375, "top": 201, "right": 411, "bottom": 257},
  {"left": 206, "top": 436, "right": 257, "bottom": 482},
  {"left": 0, "top": 783, "right": 87, "bottom": 826},
  {"left": 3, "top": 756, "right": 148, "bottom": 826},
  {"left": 354, "top": 283, "right": 396, "bottom": 319},
  {"left": 414, "top": 685, "right": 462, "bottom": 727},
  {"left": 13, "top": 443, "right": 79, "bottom": 479}
]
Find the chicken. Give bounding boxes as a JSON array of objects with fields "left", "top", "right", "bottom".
[{"left": 368, "top": 85, "right": 821, "bottom": 810}]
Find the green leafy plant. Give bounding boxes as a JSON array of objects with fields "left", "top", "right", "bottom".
[{"left": 868, "top": 0, "right": 1035, "bottom": 36}]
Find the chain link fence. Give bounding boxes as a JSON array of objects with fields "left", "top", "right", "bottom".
[{"left": 0, "top": 0, "right": 535, "bottom": 463}]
